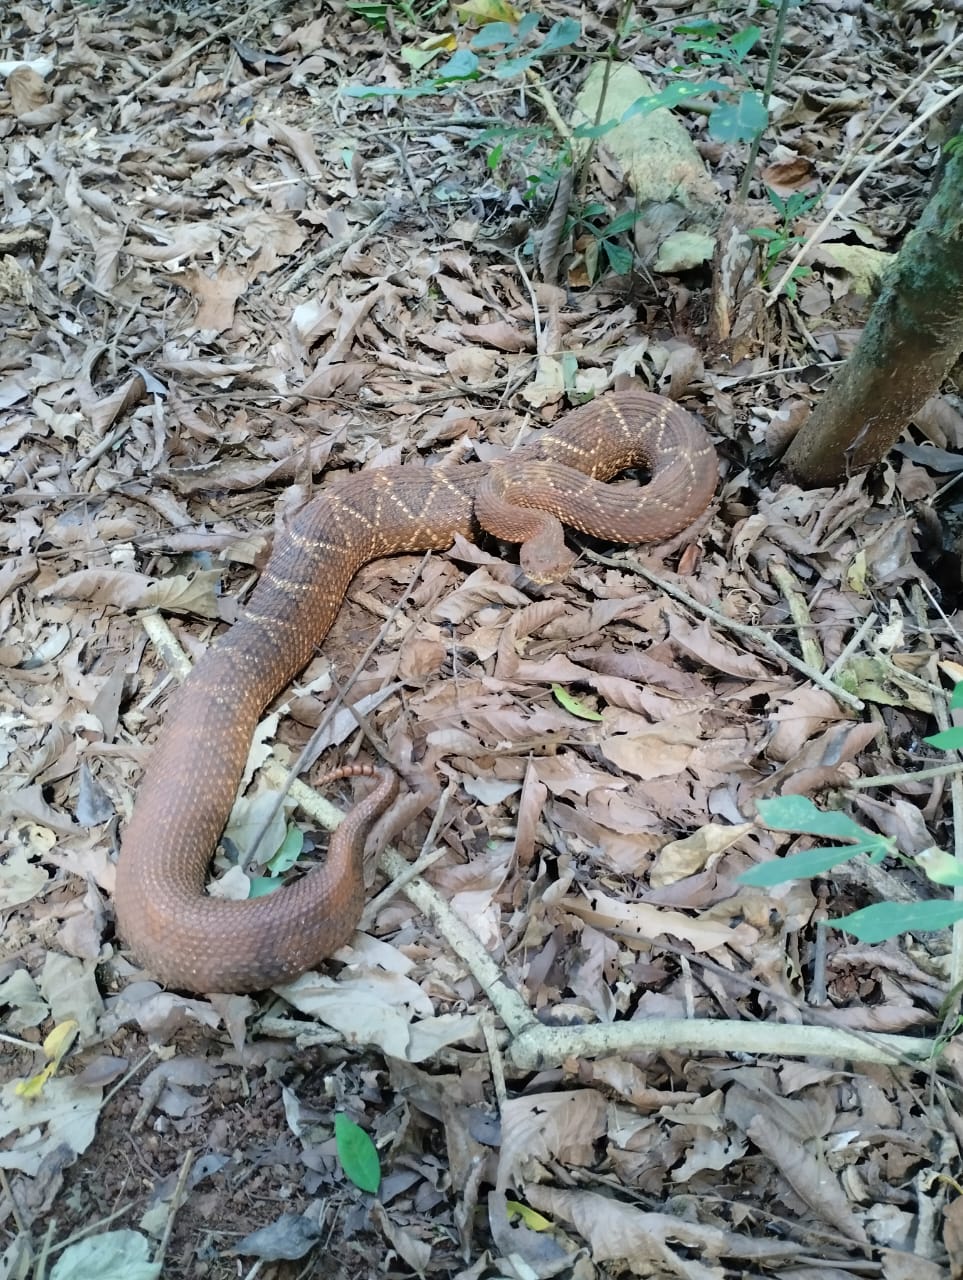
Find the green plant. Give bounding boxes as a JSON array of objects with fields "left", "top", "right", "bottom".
[
  {"left": 345, "top": 8, "right": 791, "bottom": 282},
  {"left": 343, "top": 13, "right": 580, "bottom": 100},
  {"left": 568, "top": 204, "right": 639, "bottom": 278},
  {"left": 740, "top": 682, "right": 963, "bottom": 941},
  {"left": 572, "top": 18, "right": 769, "bottom": 148},
  {"left": 671, "top": 19, "right": 768, "bottom": 144},
  {"left": 347, "top": 0, "right": 448, "bottom": 31},
  {"left": 749, "top": 187, "right": 817, "bottom": 298},
  {"left": 475, "top": 122, "right": 555, "bottom": 178}
]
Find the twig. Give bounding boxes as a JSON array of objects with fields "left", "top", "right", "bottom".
[
  {"left": 156, "top": 1149, "right": 196, "bottom": 1271},
  {"left": 508, "top": 1018, "right": 936, "bottom": 1072},
  {"left": 141, "top": 613, "right": 192, "bottom": 682},
  {"left": 846, "top": 761, "right": 963, "bottom": 790},
  {"left": 34, "top": 1219, "right": 56, "bottom": 1280},
  {"left": 358, "top": 841, "right": 447, "bottom": 931},
  {"left": 480, "top": 1011, "right": 509, "bottom": 1109},
  {"left": 379, "top": 842, "right": 539, "bottom": 1038},
  {"left": 713, "top": 360, "right": 846, "bottom": 385},
  {"left": 583, "top": 547, "right": 865, "bottom": 711},
  {"left": 276, "top": 771, "right": 538, "bottom": 1038},
  {"left": 0, "top": 1031, "right": 38, "bottom": 1050},
  {"left": 512, "top": 247, "right": 544, "bottom": 354},
  {"left": 524, "top": 68, "right": 573, "bottom": 146},
  {"left": 0, "top": 1168, "right": 27, "bottom": 1240},
  {"left": 40, "top": 1203, "right": 138, "bottom": 1261},
  {"left": 824, "top": 612, "right": 876, "bottom": 679},
  {"left": 915, "top": 580, "right": 963, "bottom": 652},
  {"left": 132, "top": 1070, "right": 168, "bottom": 1134},
  {"left": 737, "top": 0, "right": 793, "bottom": 204},
  {"left": 769, "top": 559, "right": 824, "bottom": 672},
  {"left": 355, "top": 779, "right": 456, "bottom": 927},
  {"left": 278, "top": 208, "right": 391, "bottom": 296}
]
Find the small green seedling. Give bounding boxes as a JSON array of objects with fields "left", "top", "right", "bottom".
[
  {"left": 749, "top": 187, "right": 818, "bottom": 297},
  {"left": 741, "top": 681, "right": 963, "bottom": 941}
]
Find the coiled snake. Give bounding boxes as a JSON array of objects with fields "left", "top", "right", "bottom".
[{"left": 114, "top": 390, "right": 717, "bottom": 992}]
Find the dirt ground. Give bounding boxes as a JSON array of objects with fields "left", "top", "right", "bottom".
[{"left": 3, "top": 0, "right": 963, "bottom": 1277}]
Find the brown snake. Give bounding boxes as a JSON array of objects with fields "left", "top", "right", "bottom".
[{"left": 114, "top": 390, "right": 717, "bottom": 992}]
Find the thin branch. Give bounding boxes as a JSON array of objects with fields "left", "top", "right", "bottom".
[{"left": 583, "top": 547, "right": 865, "bottom": 711}]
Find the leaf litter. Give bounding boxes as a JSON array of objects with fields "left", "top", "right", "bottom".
[{"left": 1, "top": 0, "right": 962, "bottom": 1276}]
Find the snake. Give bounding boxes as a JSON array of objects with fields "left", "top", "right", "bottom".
[{"left": 113, "top": 389, "right": 718, "bottom": 992}]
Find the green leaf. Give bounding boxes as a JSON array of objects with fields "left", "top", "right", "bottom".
[
  {"left": 344, "top": 43, "right": 481, "bottom": 100},
  {"left": 707, "top": 91, "right": 768, "bottom": 143},
  {"left": 571, "top": 119, "right": 618, "bottom": 141},
  {"left": 343, "top": 80, "right": 441, "bottom": 99},
  {"left": 436, "top": 48, "right": 481, "bottom": 81},
  {"left": 472, "top": 13, "right": 539, "bottom": 48},
  {"left": 728, "top": 25, "right": 761, "bottom": 63},
  {"left": 620, "top": 80, "right": 728, "bottom": 124},
  {"left": 266, "top": 824, "right": 305, "bottom": 875},
  {"left": 335, "top": 1114, "right": 381, "bottom": 1194},
  {"left": 505, "top": 1199, "right": 553, "bottom": 1230},
  {"left": 756, "top": 795, "right": 870, "bottom": 842},
  {"left": 783, "top": 190, "right": 818, "bottom": 220},
  {"left": 925, "top": 726, "right": 963, "bottom": 751},
  {"left": 602, "top": 209, "right": 640, "bottom": 236},
  {"left": 490, "top": 16, "right": 579, "bottom": 77},
  {"left": 537, "top": 16, "right": 581, "bottom": 52},
  {"left": 470, "top": 20, "right": 517, "bottom": 49},
  {"left": 601, "top": 239, "right": 633, "bottom": 276},
  {"left": 247, "top": 876, "right": 277, "bottom": 898},
  {"left": 916, "top": 847, "right": 963, "bottom": 887},
  {"left": 766, "top": 186, "right": 788, "bottom": 218},
  {"left": 401, "top": 44, "right": 441, "bottom": 71},
  {"left": 346, "top": 2, "right": 388, "bottom": 30},
  {"left": 738, "top": 842, "right": 878, "bottom": 888},
  {"left": 950, "top": 681, "right": 963, "bottom": 710},
  {"left": 674, "top": 19, "right": 722, "bottom": 37},
  {"left": 516, "top": 11, "right": 541, "bottom": 39},
  {"left": 573, "top": 78, "right": 728, "bottom": 137},
  {"left": 552, "top": 683, "right": 603, "bottom": 721},
  {"left": 833, "top": 899, "right": 963, "bottom": 943},
  {"left": 560, "top": 351, "right": 580, "bottom": 390}
]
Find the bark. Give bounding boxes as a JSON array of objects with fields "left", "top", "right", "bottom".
[{"left": 783, "top": 130, "right": 963, "bottom": 486}]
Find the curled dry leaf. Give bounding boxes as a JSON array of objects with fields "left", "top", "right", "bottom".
[
  {"left": 7, "top": 65, "right": 48, "bottom": 115},
  {"left": 495, "top": 1089, "right": 607, "bottom": 1193}
]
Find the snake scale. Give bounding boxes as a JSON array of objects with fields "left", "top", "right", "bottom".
[{"left": 114, "top": 390, "right": 718, "bottom": 992}]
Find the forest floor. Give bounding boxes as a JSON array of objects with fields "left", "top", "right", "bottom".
[{"left": 2, "top": 1, "right": 963, "bottom": 1277}]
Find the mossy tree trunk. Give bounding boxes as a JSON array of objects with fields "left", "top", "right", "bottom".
[{"left": 783, "top": 132, "right": 963, "bottom": 486}]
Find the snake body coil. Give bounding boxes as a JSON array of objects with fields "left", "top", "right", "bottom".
[{"left": 114, "top": 391, "right": 717, "bottom": 992}]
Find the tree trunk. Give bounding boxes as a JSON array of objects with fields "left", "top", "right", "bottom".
[{"left": 783, "top": 130, "right": 963, "bottom": 486}]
